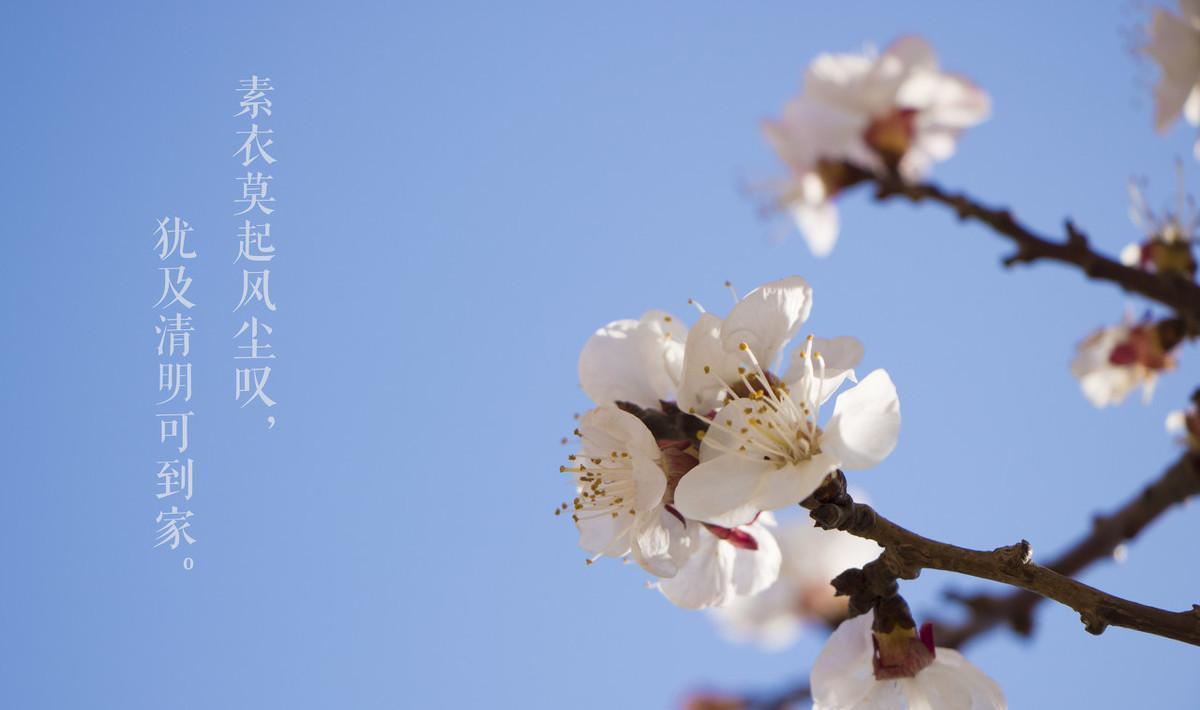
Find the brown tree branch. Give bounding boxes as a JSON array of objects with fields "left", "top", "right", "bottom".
[
  {"left": 740, "top": 450, "right": 1200, "bottom": 709},
  {"left": 802, "top": 464, "right": 1200, "bottom": 646},
  {"left": 840, "top": 163, "right": 1200, "bottom": 332},
  {"left": 934, "top": 449, "right": 1200, "bottom": 648}
]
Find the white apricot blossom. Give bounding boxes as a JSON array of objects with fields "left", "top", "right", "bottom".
[
  {"left": 763, "top": 100, "right": 865, "bottom": 257},
  {"left": 804, "top": 36, "right": 990, "bottom": 179},
  {"left": 578, "top": 310, "right": 685, "bottom": 409},
  {"left": 765, "top": 36, "right": 990, "bottom": 256},
  {"left": 1146, "top": 0, "right": 1200, "bottom": 158},
  {"left": 658, "top": 513, "right": 782, "bottom": 610},
  {"left": 562, "top": 406, "right": 694, "bottom": 576},
  {"left": 711, "top": 517, "right": 882, "bottom": 650},
  {"left": 1071, "top": 318, "right": 1178, "bottom": 407},
  {"left": 811, "top": 611, "right": 1006, "bottom": 710},
  {"left": 570, "top": 308, "right": 784, "bottom": 608},
  {"left": 673, "top": 277, "right": 900, "bottom": 527}
]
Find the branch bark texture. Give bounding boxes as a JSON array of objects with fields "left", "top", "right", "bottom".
[{"left": 803, "top": 462, "right": 1200, "bottom": 647}]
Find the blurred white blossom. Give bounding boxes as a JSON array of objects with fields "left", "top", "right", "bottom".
[
  {"left": 1146, "top": 0, "right": 1200, "bottom": 157},
  {"left": 811, "top": 611, "right": 1006, "bottom": 710},
  {"left": 1120, "top": 177, "right": 1197, "bottom": 278},
  {"left": 765, "top": 37, "right": 990, "bottom": 256},
  {"left": 658, "top": 513, "right": 782, "bottom": 610},
  {"left": 1071, "top": 318, "right": 1179, "bottom": 407},
  {"left": 710, "top": 517, "right": 882, "bottom": 649}
]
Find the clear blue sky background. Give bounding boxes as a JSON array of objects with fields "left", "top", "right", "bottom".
[{"left": 1, "top": 2, "right": 1197, "bottom": 708}]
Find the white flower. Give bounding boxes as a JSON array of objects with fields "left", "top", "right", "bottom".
[
  {"left": 811, "top": 611, "right": 1006, "bottom": 710},
  {"left": 563, "top": 406, "right": 695, "bottom": 576},
  {"left": 1146, "top": 0, "right": 1200, "bottom": 158},
  {"left": 711, "top": 517, "right": 882, "bottom": 650},
  {"left": 673, "top": 277, "right": 899, "bottom": 527},
  {"left": 765, "top": 37, "right": 989, "bottom": 256},
  {"left": 658, "top": 513, "right": 782, "bottom": 610},
  {"left": 1071, "top": 318, "right": 1178, "bottom": 407},
  {"left": 578, "top": 310, "right": 685, "bottom": 409},
  {"left": 804, "top": 37, "right": 990, "bottom": 179},
  {"left": 763, "top": 100, "right": 866, "bottom": 257},
  {"left": 569, "top": 308, "right": 784, "bottom": 607}
]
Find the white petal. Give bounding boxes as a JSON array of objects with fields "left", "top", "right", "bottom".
[
  {"left": 577, "top": 512, "right": 632, "bottom": 558},
  {"left": 884, "top": 36, "right": 938, "bottom": 73},
  {"left": 752, "top": 453, "right": 840, "bottom": 512},
  {"left": 721, "top": 276, "right": 814, "bottom": 368},
  {"left": 1079, "top": 368, "right": 1139, "bottom": 408},
  {"left": 1148, "top": 8, "right": 1200, "bottom": 132},
  {"left": 672, "top": 454, "right": 772, "bottom": 527},
  {"left": 1186, "top": 84, "right": 1200, "bottom": 124},
  {"left": 852, "top": 681, "right": 908, "bottom": 710},
  {"left": 578, "top": 311, "right": 684, "bottom": 409},
  {"left": 793, "top": 200, "right": 841, "bottom": 258},
  {"left": 577, "top": 406, "right": 662, "bottom": 461},
  {"left": 807, "top": 46, "right": 901, "bottom": 118},
  {"left": 824, "top": 369, "right": 901, "bottom": 471},
  {"left": 632, "top": 506, "right": 695, "bottom": 578},
  {"left": 766, "top": 97, "right": 866, "bottom": 173},
  {"left": 901, "top": 72, "right": 991, "bottom": 128},
  {"left": 811, "top": 612, "right": 880, "bottom": 710},
  {"left": 1119, "top": 242, "right": 1142, "bottom": 267},
  {"left": 730, "top": 523, "right": 782, "bottom": 596},
  {"left": 1166, "top": 409, "right": 1188, "bottom": 433},
  {"left": 676, "top": 313, "right": 731, "bottom": 414},
  {"left": 632, "top": 456, "right": 669, "bottom": 514},
  {"left": 909, "top": 650, "right": 1007, "bottom": 710},
  {"left": 785, "top": 336, "right": 864, "bottom": 404},
  {"left": 658, "top": 530, "right": 737, "bottom": 609}
]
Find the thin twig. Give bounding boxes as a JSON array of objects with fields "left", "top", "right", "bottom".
[
  {"left": 842, "top": 163, "right": 1200, "bottom": 332},
  {"left": 935, "top": 450, "right": 1200, "bottom": 647}
]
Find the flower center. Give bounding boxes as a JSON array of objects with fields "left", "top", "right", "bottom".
[
  {"left": 693, "top": 336, "right": 828, "bottom": 469},
  {"left": 863, "top": 108, "right": 917, "bottom": 170},
  {"left": 559, "top": 448, "right": 640, "bottom": 524},
  {"left": 872, "top": 623, "right": 936, "bottom": 680}
]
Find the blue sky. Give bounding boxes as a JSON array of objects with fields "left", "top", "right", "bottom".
[{"left": 0, "top": 2, "right": 1197, "bottom": 708}]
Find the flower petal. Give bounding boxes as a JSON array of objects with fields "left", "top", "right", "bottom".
[
  {"left": 632, "top": 505, "right": 696, "bottom": 578},
  {"left": 658, "top": 530, "right": 737, "bottom": 609},
  {"left": 824, "top": 369, "right": 901, "bottom": 471},
  {"left": 785, "top": 335, "right": 864, "bottom": 404},
  {"left": 577, "top": 406, "right": 662, "bottom": 461},
  {"left": 752, "top": 453, "right": 840, "bottom": 512},
  {"left": 793, "top": 200, "right": 841, "bottom": 258},
  {"left": 810, "top": 612, "right": 880, "bottom": 710},
  {"left": 730, "top": 523, "right": 782, "bottom": 596},
  {"left": 676, "top": 313, "right": 731, "bottom": 414},
  {"left": 577, "top": 512, "right": 632, "bottom": 558},
  {"left": 578, "top": 311, "right": 684, "bottom": 409},
  {"left": 721, "top": 276, "right": 814, "bottom": 368},
  {"left": 884, "top": 36, "right": 938, "bottom": 73},
  {"left": 631, "top": 456, "right": 668, "bottom": 514},
  {"left": 673, "top": 454, "right": 773, "bottom": 527},
  {"left": 1148, "top": 8, "right": 1200, "bottom": 132},
  {"left": 909, "top": 650, "right": 1007, "bottom": 710}
]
